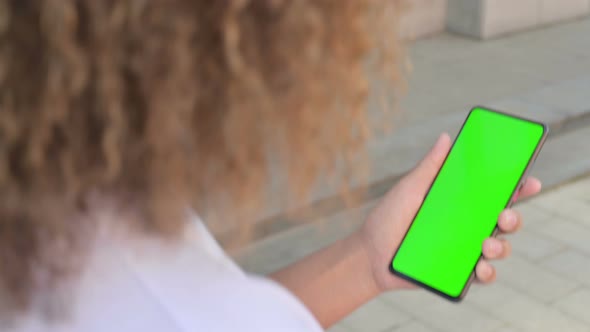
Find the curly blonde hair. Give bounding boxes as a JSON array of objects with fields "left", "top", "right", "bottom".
[{"left": 0, "top": 0, "right": 404, "bottom": 315}]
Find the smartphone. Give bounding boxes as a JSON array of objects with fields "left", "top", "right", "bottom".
[{"left": 389, "top": 106, "right": 548, "bottom": 301}]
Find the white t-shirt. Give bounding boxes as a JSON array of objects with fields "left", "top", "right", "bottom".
[{"left": 9, "top": 216, "right": 323, "bottom": 332}]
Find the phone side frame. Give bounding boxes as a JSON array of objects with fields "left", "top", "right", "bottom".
[{"left": 388, "top": 105, "right": 549, "bottom": 302}]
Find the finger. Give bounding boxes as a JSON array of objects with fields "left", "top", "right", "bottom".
[
  {"left": 475, "top": 260, "right": 497, "bottom": 284},
  {"left": 517, "top": 177, "right": 542, "bottom": 200},
  {"left": 404, "top": 133, "right": 452, "bottom": 193},
  {"left": 482, "top": 238, "right": 512, "bottom": 259},
  {"left": 497, "top": 209, "right": 522, "bottom": 233}
]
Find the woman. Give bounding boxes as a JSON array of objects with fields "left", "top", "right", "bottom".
[{"left": 0, "top": 1, "right": 540, "bottom": 331}]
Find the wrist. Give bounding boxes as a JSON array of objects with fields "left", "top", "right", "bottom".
[{"left": 348, "top": 230, "right": 383, "bottom": 298}]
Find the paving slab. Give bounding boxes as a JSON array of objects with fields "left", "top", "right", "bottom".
[
  {"left": 542, "top": 250, "right": 590, "bottom": 287},
  {"left": 533, "top": 219, "right": 590, "bottom": 256},
  {"left": 338, "top": 298, "right": 412, "bottom": 332},
  {"left": 387, "top": 321, "right": 437, "bottom": 332},
  {"left": 509, "top": 230, "right": 565, "bottom": 261},
  {"left": 553, "top": 288, "right": 590, "bottom": 325},
  {"left": 401, "top": 296, "right": 503, "bottom": 332},
  {"left": 466, "top": 283, "right": 588, "bottom": 332},
  {"left": 492, "top": 255, "right": 579, "bottom": 303}
]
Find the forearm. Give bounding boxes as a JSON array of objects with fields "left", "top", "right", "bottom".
[{"left": 270, "top": 231, "right": 381, "bottom": 329}]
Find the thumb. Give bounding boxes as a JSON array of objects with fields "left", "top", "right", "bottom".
[{"left": 405, "top": 133, "right": 452, "bottom": 193}]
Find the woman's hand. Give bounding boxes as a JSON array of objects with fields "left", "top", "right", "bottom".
[
  {"left": 272, "top": 133, "right": 542, "bottom": 328},
  {"left": 359, "top": 133, "right": 543, "bottom": 292}
]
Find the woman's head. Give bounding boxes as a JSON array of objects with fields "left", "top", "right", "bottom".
[{"left": 0, "top": 0, "right": 403, "bottom": 313}]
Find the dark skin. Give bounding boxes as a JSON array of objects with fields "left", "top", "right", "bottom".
[{"left": 272, "top": 133, "right": 542, "bottom": 328}]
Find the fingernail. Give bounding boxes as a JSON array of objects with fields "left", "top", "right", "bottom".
[
  {"left": 481, "top": 263, "right": 492, "bottom": 278},
  {"left": 487, "top": 241, "right": 502, "bottom": 256},
  {"left": 436, "top": 133, "right": 448, "bottom": 148},
  {"left": 431, "top": 133, "right": 449, "bottom": 159},
  {"left": 505, "top": 211, "right": 517, "bottom": 228}
]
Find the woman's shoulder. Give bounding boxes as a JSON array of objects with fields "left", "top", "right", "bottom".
[
  {"left": 113, "top": 216, "right": 323, "bottom": 331},
  {"left": 9, "top": 216, "right": 323, "bottom": 332}
]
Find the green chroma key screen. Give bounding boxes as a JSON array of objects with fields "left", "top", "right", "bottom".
[{"left": 391, "top": 107, "right": 546, "bottom": 300}]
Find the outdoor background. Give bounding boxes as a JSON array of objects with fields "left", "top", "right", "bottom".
[{"left": 231, "top": 1, "right": 590, "bottom": 331}]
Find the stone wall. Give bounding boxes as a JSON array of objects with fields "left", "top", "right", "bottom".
[
  {"left": 399, "top": 0, "right": 448, "bottom": 40},
  {"left": 447, "top": 0, "right": 590, "bottom": 39}
]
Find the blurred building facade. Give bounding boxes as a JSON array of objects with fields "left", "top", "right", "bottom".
[{"left": 402, "top": 0, "right": 590, "bottom": 40}]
